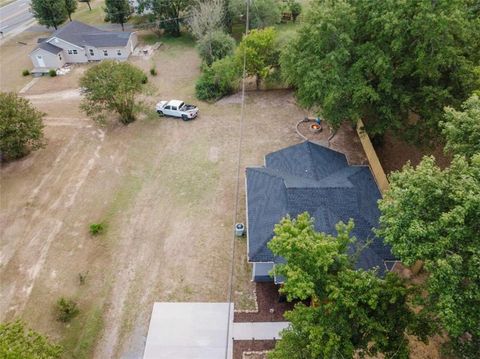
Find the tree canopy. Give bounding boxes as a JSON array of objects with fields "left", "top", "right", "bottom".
[
  {"left": 378, "top": 155, "right": 480, "bottom": 357},
  {"left": 230, "top": 0, "right": 281, "bottom": 29},
  {"left": 281, "top": 0, "right": 479, "bottom": 140},
  {"left": 236, "top": 27, "right": 278, "bottom": 89},
  {"left": 187, "top": 0, "right": 224, "bottom": 39},
  {"left": 79, "top": 61, "right": 147, "bottom": 124},
  {"left": 0, "top": 321, "right": 62, "bottom": 359},
  {"left": 30, "top": 0, "right": 68, "bottom": 30},
  {"left": 442, "top": 94, "right": 480, "bottom": 159},
  {"left": 0, "top": 92, "right": 45, "bottom": 161},
  {"left": 268, "top": 213, "right": 431, "bottom": 359},
  {"left": 138, "top": 0, "right": 192, "bottom": 37},
  {"left": 64, "top": 0, "right": 77, "bottom": 21},
  {"left": 197, "top": 30, "right": 235, "bottom": 66},
  {"left": 104, "top": 0, "right": 132, "bottom": 31}
]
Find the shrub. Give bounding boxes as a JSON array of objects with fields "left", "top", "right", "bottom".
[
  {"left": 55, "top": 297, "right": 79, "bottom": 323},
  {"left": 22, "top": 69, "right": 30, "bottom": 76},
  {"left": 197, "top": 30, "right": 236, "bottom": 66},
  {"left": 48, "top": 69, "right": 57, "bottom": 77},
  {"left": 195, "top": 56, "right": 241, "bottom": 101},
  {"left": 141, "top": 74, "right": 148, "bottom": 84},
  {"left": 89, "top": 222, "right": 105, "bottom": 236},
  {"left": 263, "top": 68, "right": 287, "bottom": 90},
  {"left": 150, "top": 67, "right": 157, "bottom": 76},
  {"left": 0, "top": 92, "right": 46, "bottom": 161},
  {"left": 289, "top": 1, "right": 302, "bottom": 21}
]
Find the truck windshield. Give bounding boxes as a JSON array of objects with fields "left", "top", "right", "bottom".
[{"left": 179, "top": 102, "right": 185, "bottom": 110}]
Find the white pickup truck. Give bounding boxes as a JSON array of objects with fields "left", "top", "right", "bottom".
[{"left": 156, "top": 99, "right": 199, "bottom": 121}]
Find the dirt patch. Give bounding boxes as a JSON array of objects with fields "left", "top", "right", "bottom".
[{"left": 375, "top": 132, "right": 451, "bottom": 174}]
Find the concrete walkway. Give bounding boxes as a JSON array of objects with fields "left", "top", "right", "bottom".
[{"left": 232, "top": 322, "right": 290, "bottom": 340}]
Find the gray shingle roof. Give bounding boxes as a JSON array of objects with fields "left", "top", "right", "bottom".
[
  {"left": 246, "top": 141, "right": 395, "bottom": 276},
  {"left": 38, "top": 41, "right": 63, "bottom": 54},
  {"left": 50, "top": 21, "right": 132, "bottom": 48}
]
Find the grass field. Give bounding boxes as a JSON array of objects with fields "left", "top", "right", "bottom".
[{"left": 0, "top": 31, "right": 308, "bottom": 358}]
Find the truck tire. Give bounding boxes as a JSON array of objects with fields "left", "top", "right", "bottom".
[
  {"left": 157, "top": 110, "right": 164, "bottom": 116},
  {"left": 182, "top": 115, "right": 188, "bottom": 121}
]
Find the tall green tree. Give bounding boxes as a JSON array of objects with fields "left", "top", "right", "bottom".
[
  {"left": 0, "top": 321, "right": 62, "bottom": 359},
  {"left": 80, "top": 61, "right": 147, "bottom": 124},
  {"left": 378, "top": 155, "right": 480, "bottom": 358},
  {"left": 30, "top": 0, "right": 68, "bottom": 30},
  {"left": 281, "top": 0, "right": 479, "bottom": 141},
  {"left": 268, "top": 213, "right": 432, "bottom": 359},
  {"left": 104, "top": 0, "right": 132, "bottom": 31},
  {"left": 138, "top": 0, "right": 191, "bottom": 37},
  {"left": 442, "top": 94, "right": 480, "bottom": 159},
  {"left": 64, "top": 0, "right": 77, "bottom": 21},
  {"left": 197, "top": 30, "right": 235, "bottom": 65},
  {"left": 0, "top": 92, "right": 45, "bottom": 161},
  {"left": 236, "top": 27, "right": 278, "bottom": 89}
]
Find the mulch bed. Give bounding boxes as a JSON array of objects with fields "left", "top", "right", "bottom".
[
  {"left": 234, "top": 282, "right": 300, "bottom": 322},
  {"left": 233, "top": 339, "right": 276, "bottom": 359}
]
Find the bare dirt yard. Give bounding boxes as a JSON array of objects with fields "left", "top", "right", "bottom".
[
  {"left": 0, "top": 34, "right": 309, "bottom": 358},
  {"left": 1, "top": 28, "right": 442, "bottom": 359}
]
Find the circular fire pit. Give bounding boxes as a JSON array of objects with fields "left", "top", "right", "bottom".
[{"left": 310, "top": 123, "right": 323, "bottom": 133}]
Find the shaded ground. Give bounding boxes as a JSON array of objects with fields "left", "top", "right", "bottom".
[{"left": 375, "top": 132, "right": 451, "bottom": 174}]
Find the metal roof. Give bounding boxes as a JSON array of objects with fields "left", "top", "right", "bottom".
[{"left": 246, "top": 141, "right": 395, "bottom": 276}]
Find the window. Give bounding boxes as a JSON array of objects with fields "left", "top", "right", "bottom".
[
  {"left": 89, "top": 49, "right": 94, "bottom": 56},
  {"left": 164, "top": 106, "right": 171, "bottom": 110},
  {"left": 103, "top": 50, "right": 108, "bottom": 56},
  {"left": 72, "top": 49, "right": 78, "bottom": 54},
  {"left": 172, "top": 106, "right": 177, "bottom": 111},
  {"left": 117, "top": 49, "right": 122, "bottom": 56},
  {"left": 67, "top": 50, "right": 73, "bottom": 54}
]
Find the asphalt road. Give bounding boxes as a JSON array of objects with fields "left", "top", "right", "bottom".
[{"left": 0, "top": 0, "right": 34, "bottom": 37}]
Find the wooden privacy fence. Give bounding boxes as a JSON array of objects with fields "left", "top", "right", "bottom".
[{"left": 356, "top": 119, "right": 389, "bottom": 194}]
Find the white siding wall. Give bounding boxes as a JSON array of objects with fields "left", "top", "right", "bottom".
[
  {"left": 30, "top": 49, "right": 65, "bottom": 69},
  {"left": 47, "top": 37, "right": 87, "bottom": 63},
  {"left": 95, "top": 47, "right": 130, "bottom": 61}
]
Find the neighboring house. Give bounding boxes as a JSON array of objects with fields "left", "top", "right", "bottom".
[
  {"left": 246, "top": 141, "right": 396, "bottom": 283},
  {"left": 29, "top": 21, "right": 138, "bottom": 71}
]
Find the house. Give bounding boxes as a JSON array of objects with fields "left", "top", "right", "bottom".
[
  {"left": 246, "top": 141, "right": 396, "bottom": 283},
  {"left": 29, "top": 21, "right": 138, "bottom": 72}
]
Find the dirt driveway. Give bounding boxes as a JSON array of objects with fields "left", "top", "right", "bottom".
[{"left": 0, "top": 37, "right": 311, "bottom": 358}]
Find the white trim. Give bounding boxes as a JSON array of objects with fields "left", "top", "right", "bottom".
[{"left": 47, "top": 36, "right": 83, "bottom": 50}]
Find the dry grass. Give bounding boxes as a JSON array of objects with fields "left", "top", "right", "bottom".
[{"left": 0, "top": 31, "right": 49, "bottom": 92}]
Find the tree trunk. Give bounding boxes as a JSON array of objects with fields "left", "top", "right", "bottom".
[
  {"left": 68, "top": 13, "right": 72, "bottom": 21},
  {"left": 121, "top": 22, "right": 124, "bottom": 31},
  {"left": 87, "top": 1, "right": 91, "bottom": 10},
  {"left": 256, "top": 76, "right": 260, "bottom": 90}
]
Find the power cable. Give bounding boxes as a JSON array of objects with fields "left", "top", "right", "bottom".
[{"left": 224, "top": 0, "right": 249, "bottom": 357}]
